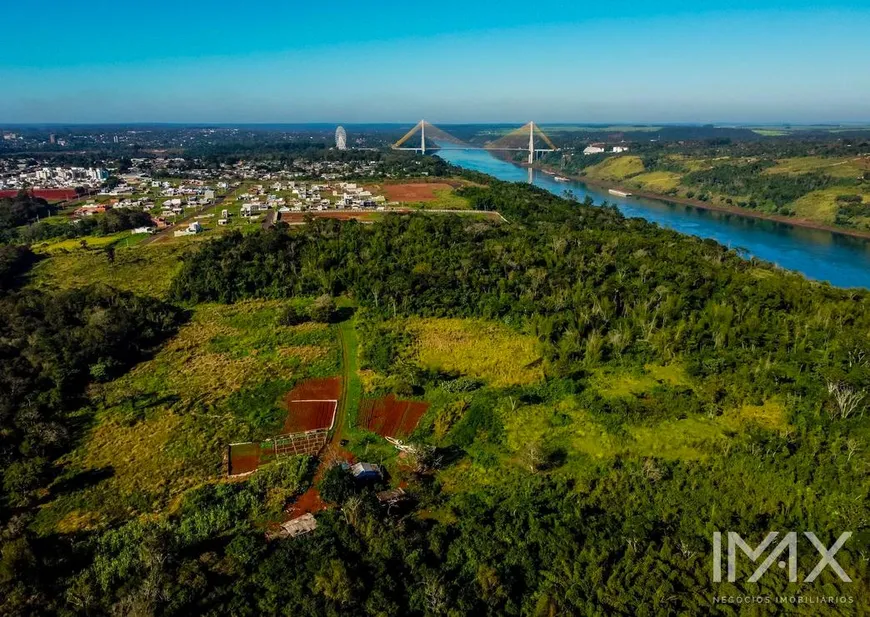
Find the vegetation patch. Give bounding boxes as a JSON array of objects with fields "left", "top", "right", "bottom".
[
  {"left": 31, "top": 300, "right": 339, "bottom": 533},
  {"left": 792, "top": 186, "right": 870, "bottom": 227}
]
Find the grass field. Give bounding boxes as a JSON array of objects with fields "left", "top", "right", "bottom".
[
  {"left": 431, "top": 359, "right": 791, "bottom": 495},
  {"left": 31, "top": 231, "right": 133, "bottom": 254},
  {"left": 791, "top": 187, "right": 870, "bottom": 225},
  {"left": 29, "top": 242, "right": 188, "bottom": 298},
  {"left": 584, "top": 155, "right": 646, "bottom": 181},
  {"left": 629, "top": 171, "right": 683, "bottom": 193},
  {"left": 764, "top": 156, "right": 868, "bottom": 179},
  {"left": 408, "top": 317, "right": 543, "bottom": 387},
  {"left": 32, "top": 300, "right": 340, "bottom": 535}
]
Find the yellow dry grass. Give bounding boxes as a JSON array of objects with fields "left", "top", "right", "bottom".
[
  {"left": 721, "top": 400, "right": 789, "bottom": 433},
  {"left": 278, "top": 345, "right": 329, "bottom": 363},
  {"left": 764, "top": 157, "right": 866, "bottom": 179},
  {"left": 585, "top": 156, "right": 645, "bottom": 181},
  {"left": 408, "top": 317, "right": 543, "bottom": 387},
  {"left": 630, "top": 171, "right": 682, "bottom": 193}
]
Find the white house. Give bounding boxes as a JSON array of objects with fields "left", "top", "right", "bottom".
[
  {"left": 583, "top": 145, "right": 606, "bottom": 155},
  {"left": 174, "top": 221, "right": 203, "bottom": 237},
  {"left": 611, "top": 145, "right": 630, "bottom": 153}
]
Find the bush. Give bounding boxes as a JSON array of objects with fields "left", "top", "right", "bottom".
[
  {"left": 308, "top": 295, "right": 336, "bottom": 323},
  {"left": 278, "top": 304, "right": 309, "bottom": 326}
]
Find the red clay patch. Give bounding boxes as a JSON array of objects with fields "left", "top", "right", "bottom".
[
  {"left": 287, "top": 486, "right": 326, "bottom": 517},
  {"left": 281, "top": 377, "right": 341, "bottom": 433},
  {"left": 0, "top": 188, "right": 80, "bottom": 202},
  {"left": 358, "top": 394, "right": 429, "bottom": 438},
  {"left": 381, "top": 183, "right": 453, "bottom": 202},
  {"left": 228, "top": 442, "right": 261, "bottom": 476}
]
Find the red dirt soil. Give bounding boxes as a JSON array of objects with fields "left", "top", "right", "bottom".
[
  {"left": 286, "top": 486, "right": 326, "bottom": 517},
  {"left": 287, "top": 377, "right": 341, "bottom": 401},
  {"left": 281, "top": 377, "right": 342, "bottom": 433},
  {"left": 358, "top": 395, "right": 430, "bottom": 438},
  {"left": 381, "top": 183, "right": 454, "bottom": 202},
  {"left": 282, "top": 400, "right": 337, "bottom": 433},
  {"left": 0, "top": 188, "right": 80, "bottom": 202}
]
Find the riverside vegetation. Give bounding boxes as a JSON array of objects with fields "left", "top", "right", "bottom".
[
  {"left": 1, "top": 169, "right": 870, "bottom": 615},
  {"left": 538, "top": 135, "right": 870, "bottom": 232}
]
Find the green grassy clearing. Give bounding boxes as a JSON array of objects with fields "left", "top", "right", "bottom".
[{"left": 29, "top": 242, "right": 187, "bottom": 298}]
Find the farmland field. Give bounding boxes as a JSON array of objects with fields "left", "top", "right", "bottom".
[
  {"left": 357, "top": 394, "right": 429, "bottom": 438},
  {"left": 278, "top": 211, "right": 380, "bottom": 224},
  {"left": 282, "top": 377, "right": 341, "bottom": 433},
  {"left": 763, "top": 156, "right": 869, "bottom": 178}
]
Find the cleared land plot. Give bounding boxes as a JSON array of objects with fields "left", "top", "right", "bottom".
[
  {"left": 283, "top": 400, "right": 337, "bottom": 433},
  {"left": 358, "top": 394, "right": 429, "bottom": 438},
  {"left": 282, "top": 377, "right": 341, "bottom": 433},
  {"left": 279, "top": 211, "right": 379, "bottom": 224},
  {"left": 630, "top": 171, "right": 682, "bottom": 192},
  {"left": 0, "top": 188, "right": 79, "bottom": 201},
  {"left": 382, "top": 182, "right": 456, "bottom": 202},
  {"left": 791, "top": 187, "right": 870, "bottom": 225}
]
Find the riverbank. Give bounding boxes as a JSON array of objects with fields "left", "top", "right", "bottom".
[{"left": 540, "top": 165, "right": 870, "bottom": 241}]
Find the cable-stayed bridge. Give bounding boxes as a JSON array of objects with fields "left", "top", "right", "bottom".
[{"left": 392, "top": 120, "right": 559, "bottom": 163}]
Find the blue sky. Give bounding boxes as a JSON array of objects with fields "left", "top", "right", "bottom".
[{"left": 2, "top": 0, "right": 869, "bottom": 123}]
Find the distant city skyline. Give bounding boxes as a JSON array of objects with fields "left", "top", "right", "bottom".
[{"left": 2, "top": 0, "right": 869, "bottom": 124}]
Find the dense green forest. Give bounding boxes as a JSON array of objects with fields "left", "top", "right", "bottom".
[
  {"left": 0, "top": 192, "right": 53, "bottom": 236},
  {"left": 2, "top": 174, "right": 869, "bottom": 615}
]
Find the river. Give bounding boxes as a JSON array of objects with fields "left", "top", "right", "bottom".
[{"left": 435, "top": 148, "right": 870, "bottom": 289}]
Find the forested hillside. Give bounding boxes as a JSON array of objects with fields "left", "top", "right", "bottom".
[{"left": 2, "top": 176, "right": 869, "bottom": 615}]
